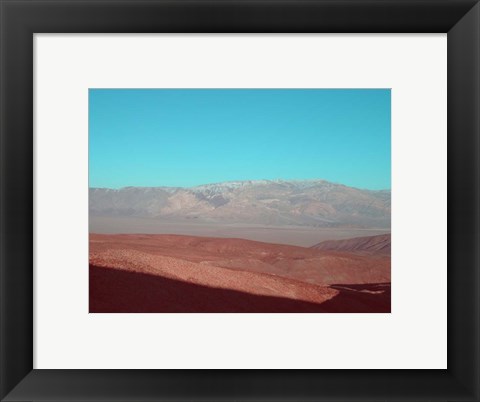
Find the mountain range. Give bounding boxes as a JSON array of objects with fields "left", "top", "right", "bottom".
[{"left": 89, "top": 179, "right": 391, "bottom": 229}]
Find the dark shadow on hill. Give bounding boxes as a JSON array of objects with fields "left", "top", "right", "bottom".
[
  {"left": 90, "top": 265, "right": 390, "bottom": 313},
  {"left": 319, "top": 283, "right": 391, "bottom": 313}
]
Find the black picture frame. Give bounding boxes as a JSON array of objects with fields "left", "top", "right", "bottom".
[{"left": 1, "top": 0, "right": 479, "bottom": 401}]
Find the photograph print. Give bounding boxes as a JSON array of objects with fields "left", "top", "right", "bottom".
[{"left": 89, "top": 89, "right": 391, "bottom": 313}]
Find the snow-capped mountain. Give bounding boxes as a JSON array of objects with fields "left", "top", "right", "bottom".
[{"left": 89, "top": 179, "right": 390, "bottom": 228}]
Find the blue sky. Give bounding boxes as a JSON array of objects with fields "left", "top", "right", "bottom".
[{"left": 89, "top": 89, "right": 390, "bottom": 190}]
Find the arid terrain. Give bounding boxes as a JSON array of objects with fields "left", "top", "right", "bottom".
[
  {"left": 89, "top": 179, "right": 391, "bottom": 313},
  {"left": 89, "top": 217, "right": 390, "bottom": 247},
  {"left": 89, "top": 233, "right": 391, "bottom": 313}
]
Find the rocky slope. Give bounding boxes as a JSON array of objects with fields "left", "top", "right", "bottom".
[
  {"left": 90, "top": 233, "right": 391, "bottom": 313},
  {"left": 312, "top": 233, "right": 391, "bottom": 255}
]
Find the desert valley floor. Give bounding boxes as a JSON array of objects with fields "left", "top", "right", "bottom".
[{"left": 89, "top": 231, "right": 391, "bottom": 313}]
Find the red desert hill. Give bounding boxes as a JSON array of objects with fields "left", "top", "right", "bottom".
[
  {"left": 90, "top": 233, "right": 391, "bottom": 313},
  {"left": 312, "top": 233, "right": 391, "bottom": 255}
]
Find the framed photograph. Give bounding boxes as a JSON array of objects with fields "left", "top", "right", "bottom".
[{"left": 1, "top": 0, "right": 478, "bottom": 401}]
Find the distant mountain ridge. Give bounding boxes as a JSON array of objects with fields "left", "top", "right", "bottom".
[
  {"left": 90, "top": 179, "right": 391, "bottom": 228},
  {"left": 311, "top": 234, "right": 391, "bottom": 255}
]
